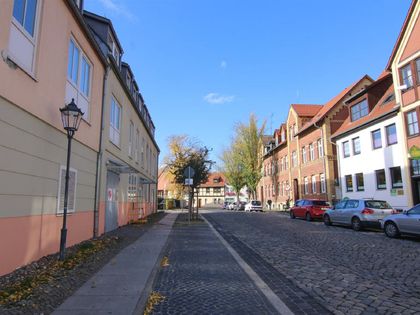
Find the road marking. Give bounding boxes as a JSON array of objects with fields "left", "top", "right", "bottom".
[{"left": 202, "top": 216, "right": 294, "bottom": 315}]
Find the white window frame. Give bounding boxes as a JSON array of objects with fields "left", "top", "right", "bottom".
[
  {"left": 311, "top": 175, "right": 316, "bottom": 193},
  {"left": 309, "top": 143, "right": 314, "bottom": 161},
  {"left": 302, "top": 147, "right": 307, "bottom": 164},
  {"left": 57, "top": 166, "right": 77, "bottom": 215},
  {"left": 9, "top": 0, "right": 41, "bottom": 75},
  {"left": 109, "top": 97, "right": 121, "bottom": 147},
  {"left": 135, "top": 129, "right": 140, "bottom": 163},
  {"left": 66, "top": 37, "right": 92, "bottom": 120},
  {"left": 304, "top": 177, "right": 308, "bottom": 194},
  {"left": 128, "top": 121, "right": 134, "bottom": 157},
  {"left": 317, "top": 139, "right": 324, "bottom": 158},
  {"left": 320, "top": 173, "right": 326, "bottom": 193}
]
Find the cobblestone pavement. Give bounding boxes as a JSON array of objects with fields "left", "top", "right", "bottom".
[
  {"left": 150, "top": 214, "right": 278, "bottom": 315},
  {"left": 203, "top": 211, "right": 420, "bottom": 315}
]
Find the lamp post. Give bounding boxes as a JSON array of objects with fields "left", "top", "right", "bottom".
[{"left": 59, "top": 99, "right": 84, "bottom": 260}]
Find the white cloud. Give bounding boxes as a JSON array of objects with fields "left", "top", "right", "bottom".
[
  {"left": 98, "top": 0, "right": 134, "bottom": 20},
  {"left": 220, "top": 60, "right": 227, "bottom": 69},
  {"left": 203, "top": 93, "right": 235, "bottom": 105}
]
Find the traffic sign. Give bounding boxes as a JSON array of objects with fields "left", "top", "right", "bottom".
[{"left": 183, "top": 166, "right": 195, "bottom": 178}]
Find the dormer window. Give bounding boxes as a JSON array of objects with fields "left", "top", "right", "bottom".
[
  {"left": 350, "top": 99, "right": 368, "bottom": 121},
  {"left": 107, "top": 33, "right": 120, "bottom": 65},
  {"left": 126, "top": 72, "right": 131, "bottom": 91},
  {"left": 281, "top": 130, "right": 285, "bottom": 142}
]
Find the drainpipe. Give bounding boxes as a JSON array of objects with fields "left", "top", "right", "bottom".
[{"left": 93, "top": 63, "right": 110, "bottom": 238}]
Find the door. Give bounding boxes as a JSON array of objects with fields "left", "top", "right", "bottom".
[
  {"left": 105, "top": 170, "right": 119, "bottom": 232},
  {"left": 293, "top": 179, "right": 299, "bottom": 201},
  {"left": 332, "top": 200, "right": 348, "bottom": 223}
]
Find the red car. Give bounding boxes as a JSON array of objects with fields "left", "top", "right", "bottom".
[{"left": 290, "top": 199, "right": 330, "bottom": 221}]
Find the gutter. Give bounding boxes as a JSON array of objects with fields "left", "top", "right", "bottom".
[{"left": 93, "top": 63, "right": 110, "bottom": 238}]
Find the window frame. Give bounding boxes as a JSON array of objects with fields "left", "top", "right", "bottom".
[
  {"left": 345, "top": 174, "right": 353, "bottom": 192},
  {"left": 390, "top": 167, "right": 403, "bottom": 189},
  {"left": 375, "top": 169, "right": 386, "bottom": 190},
  {"left": 320, "top": 173, "right": 326, "bottom": 193},
  {"left": 302, "top": 146, "right": 307, "bottom": 164},
  {"left": 128, "top": 121, "right": 134, "bottom": 157},
  {"left": 352, "top": 137, "right": 361, "bottom": 155},
  {"left": 109, "top": 97, "right": 122, "bottom": 147},
  {"left": 406, "top": 110, "right": 419, "bottom": 137},
  {"left": 309, "top": 143, "right": 314, "bottom": 161},
  {"left": 317, "top": 139, "right": 324, "bottom": 158},
  {"left": 385, "top": 123, "right": 398, "bottom": 146},
  {"left": 371, "top": 129, "right": 382, "bottom": 150},
  {"left": 400, "top": 63, "right": 414, "bottom": 90},
  {"left": 342, "top": 141, "right": 350, "bottom": 158},
  {"left": 304, "top": 177, "right": 308, "bottom": 194},
  {"left": 355, "top": 173, "right": 364, "bottom": 192},
  {"left": 350, "top": 99, "right": 369, "bottom": 122},
  {"left": 311, "top": 175, "right": 316, "bottom": 193}
]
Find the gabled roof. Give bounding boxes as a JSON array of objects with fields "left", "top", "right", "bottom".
[
  {"left": 386, "top": 0, "right": 418, "bottom": 70},
  {"left": 297, "top": 75, "right": 373, "bottom": 135},
  {"left": 291, "top": 104, "right": 323, "bottom": 117},
  {"left": 199, "top": 173, "right": 226, "bottom": 188},
  {"left": 332, "top": 82, "right": 398, "bottom": 139}
]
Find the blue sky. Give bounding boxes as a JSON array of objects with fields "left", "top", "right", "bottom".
[{"left": 85, "top": 0, "right": 411, "bottom": 167}]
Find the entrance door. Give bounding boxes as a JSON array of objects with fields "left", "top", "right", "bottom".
[
  {"left": 105, "top": 170, "right": 119, "bottom": 232},
  {"left": 293, "top": 178, "right": 299, "bottom": 201}
]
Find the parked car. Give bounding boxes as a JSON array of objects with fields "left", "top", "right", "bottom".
[
  {"left": 290, "top": 199, "right": 330, "bottom": 221},
  {"left": 235, "top": 201, "right": 247, "bottom": 211},
  {"left": 228, "top": 202, "right": 237, "bottom": 210},
  {"left": 323, "top": 199, "right": 395, "bottom": 231},
  {"left": 381, "top": 204, "right": 420, "bottom": 238},
  {"left": 223, "top": 201, "right": 230, "bottom": 210},
  {"left": 245, "top": 200, "right": 263, "bottom": 212}
]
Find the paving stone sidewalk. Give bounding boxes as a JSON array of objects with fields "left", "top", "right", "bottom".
[
  {"left": 149, "top": 214, "right": 279, "bottom": 315},
  {"left": 52, "top": 212, "right": 177, "bottom": 315}
]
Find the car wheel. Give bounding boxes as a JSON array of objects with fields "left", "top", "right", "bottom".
[
  {"left": 290, "top": 211, "right": 295, "bottom": 219},
  {"left": 305, "top": 212, "right": 312, "bottom": 222},
  {"left": 384, "top": 222, "right": 400, "bottom": 238},
  {"left": 323, "top": 214, "right": 332, "bottom": 226},
  {"left": 351, "top": 217, "right": 362, "bottom": 231}
]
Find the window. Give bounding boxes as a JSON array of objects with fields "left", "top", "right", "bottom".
[
  {"left": 335, "top": 200, "right": 347, "bottom": 210},
  {"left": 311, "top": 175, "right": 316, "bottom": 193},
  {"left": 385, "top": 124, "right": 397, "bottom": 145},
  {"left": 66, "top": 39, "right": 92, "bottom": 119},
  {"left": 135, "top": 129, "right": 140, "bottom": 162},
  {"left": 390, "top": 167, "right": 403, "bottom": 189},
  {"left": 409, "top": 204, "right": 420, "bottom": 215},
  {"left": 109, "top": 97, "right": 121, "bottom": 146},
  {"left": 401, "top": 63, "right": 413, "bottom": 89},
  {"left": 309, "top": 143, "right": 314, "bottom": 161},
  {"left": 57, "top": 166, "right": 77, "bottom": 214},
  {"left": 417, "top": 58, "right": 420, "bottom": 85},
  {"left": 128, "top": 174, "right": 137, "bottom": 201},
  {"left": 128, "top": 121, "right": 134, "bottom": 157},
  {"left": 304, "top": 177, "right": 308, "bottom": 194},
  {"left": 302, "top": 147, "right": 307, "bottom": 164},
  {"left": 406, "top": 111, "right": 419, "bottom": 136},
  {"left": 13, "top": 0, "right": 37, "bottom": 36},
  {"left": 281, "top": 130, "right": 285, "bottom": 142},
  {"left": 372, "top": 129, "right": 382, "bottom": 149},
  {"left": 108, "top": 33, "right": 120, "bottom": 65},
  {"left": 317, "top": 139, "right": 324, "bottom": 158},
  {"left": 292, "top": 151, "right": 297, "bottom": 167},
  {"left": 214, "top": 188, "right": 221, "bottom": 194},
  {"left": 285, "top": 155, "right": 288, "bottom": 169},
  {"left": 345, "top": 175, "right": 353, "bottom": 192},
  {"left": 141, "top": 138, "right": 145, "bottom": 167},
  {"left": 355, "top": 173, "right": 364, "bottom": 191},
  {"left": 375, "top": 169, "right": 386, "bottom": 190},
  {"left": 345, "top": 200, "right": 359, "bottom": 209},
  {"left": 412, "top": 159, "right": 420, "bottom": 176},
  {"left": 351, "top": 99, "right": 369, "bottom": 121},
  {"left": 352, "top": 137, "right": 361, "bottom": 155},
  {"left": 206, "top": 188, "right": 210, "bottom": 194},
  {"left": 320, "top": 173, "right": 326, "bottom": 193},
  {"left": 342, "top": 141, "right": 350, "bottom": 158}
]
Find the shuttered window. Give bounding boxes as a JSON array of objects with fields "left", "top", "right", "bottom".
[{"left": 57, "top": 166, "right": 77, "bottom": 214}]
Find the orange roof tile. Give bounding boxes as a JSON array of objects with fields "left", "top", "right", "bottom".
[
  {"left": 332, "top": 83, "right": 397, "bottom": 139},
  {"left": 298, "top": 75, "right": 373, "bottom": 134},
  {"left": 199, "top": 172, "right": 226, "bottom": 188},
  {"left": 291, "top": 104, "right": 323, "bottom": 117}
]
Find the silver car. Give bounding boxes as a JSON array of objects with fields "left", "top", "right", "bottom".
[
  {"left": 381, "top": 204, "right": 420, "bottom": 238},
  {"left": 323, "top": 199, "right": 394, "bottom": 231}
]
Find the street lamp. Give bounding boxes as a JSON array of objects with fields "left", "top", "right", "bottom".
[{"left": 59, "top": 98, "right": 83, "bottom": 260}]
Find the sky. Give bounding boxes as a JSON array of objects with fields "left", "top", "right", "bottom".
[{"left": 84, "top": 0, "right": 412, "bottom": 168}]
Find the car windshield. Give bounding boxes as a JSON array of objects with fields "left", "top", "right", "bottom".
[
  {"left": 365, "top": 200, "right": 392, "bottom": 209},
  {"left": 252, "top": 201, "right": 261, "bottom": 206},
  {"left": 311, "top": 200, "right": 328, "bottom": 206}
]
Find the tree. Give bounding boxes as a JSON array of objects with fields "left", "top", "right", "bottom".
[
  {"left": 165, "top": 135, "right": 213, "bottom": 220},
  {"left": 220, "top": 141, "right": 246, "bottom": 204},
  {"left": 235, "top": 114, "right": 266, "bottom": 199}
]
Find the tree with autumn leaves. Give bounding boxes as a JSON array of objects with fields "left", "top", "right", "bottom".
[{"left": 164, "top": 135, "right": 213, "bottom": 219}]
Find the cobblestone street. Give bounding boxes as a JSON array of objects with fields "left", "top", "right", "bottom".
[
  {"left": 204, "top": 211, "right": 420, "bottom": 315},
  {"left": 150, "top": 211, "right": 420, "bottom": 315}
]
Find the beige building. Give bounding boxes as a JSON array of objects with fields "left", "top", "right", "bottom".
[
  {"left": 0, "top": 0, "right": 106, "bottom": 276},
  {"left": 84, "top": 12, "right": 159, "bottom": 234}
]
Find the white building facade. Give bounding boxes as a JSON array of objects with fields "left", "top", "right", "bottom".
[{"left": 336, "top": 112, "right": 410, "bottom": 210}]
